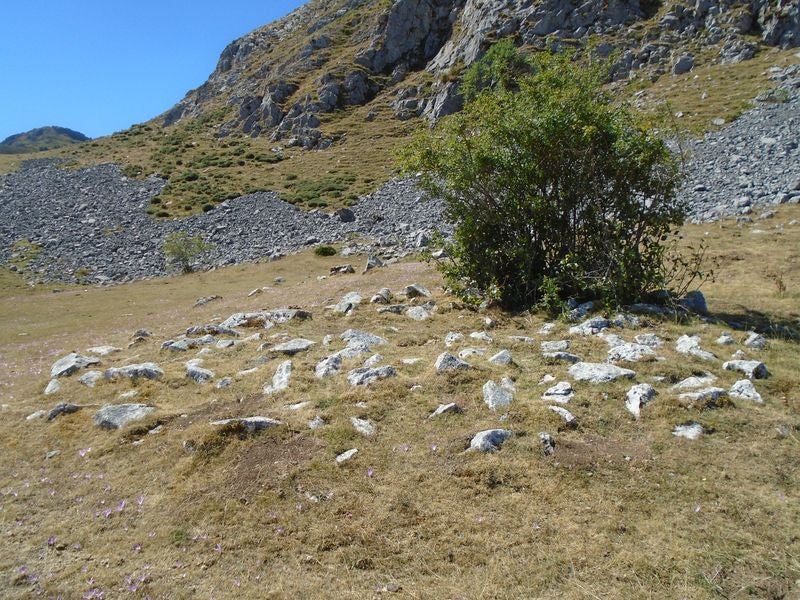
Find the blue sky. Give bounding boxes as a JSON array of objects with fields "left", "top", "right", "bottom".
[{"left": 0, "top": 1, "right": 306, "bottom": 141}]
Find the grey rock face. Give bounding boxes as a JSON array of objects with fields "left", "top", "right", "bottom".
[
  {"left": 677, "top": 387, "right": 729, "bottom": 408},
  {"left": 406, "top": 306, "right": 432, "bottom": 321},
  {"left": 78, "top": 370, "right": 103, "bottom": 388},
  {"left": 104, "top": 363, "right": 164, "bottom": 381},
  {"left": 186, "top": 362, "right": 215, "bottom": 384},
  {"left": 94, "top": 404, "right": 155, "bottom": 429},
  {"left": 44, "top": 379, "right": 61, "bottom": 395},
  {"left": 675, "top": 335, "right": 717, "bottom": 362},
  {"left": 672, "top": 372, "right": 717, "bottom": 390},
  {"left": 315, "top": 354, "right": 343, "bottom": 378},
  {"left": 744, "top": 332, "right": 768, "bottom": 349},
  {"left": 633, "top": 334, "right": 663, "bottom": 348},
  {"left": 470, "top": 429, "right": 512, "bottom": 453},
  {"left": 568, "top": 362, "right": 636, "bottom": 383},
  {"left": 351, "top": 416, "right": 377, "bottom": 437},
  {"left": 539, "top": 432, "right": 556, "bottom": 456},
  {"left": 672, "top": 54, "right": 695, "bottom": 75},
  {"left": 543, "top": 352, "right": 581, "bottom": 364},
  {"left": 341, "top": 329, "right": 387, "bottom": 350},
  {"left": 51, "top": 353, "right": 100, "bottom": 378},
  {"left": 402, "top": 283, "right": 432, "bottom": 298},
  {"left": 435, "top": 352, "right": 472, "bottom": 373},
  {"left": 488, "top": 349, "right": 512, "bottom": 366}
]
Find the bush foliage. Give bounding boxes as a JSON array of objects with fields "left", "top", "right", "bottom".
[
  {"left": 163, "top": 231, "right": 213, "bottom": 273},
  {"left": 401, "top": 50, "right": 689, "bottom": 310}
]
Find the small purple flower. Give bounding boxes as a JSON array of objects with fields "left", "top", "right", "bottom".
[
  {"left": 47, "top": 535, "right": 56, "bottom": 547},
  {"left": 132, "top": 543, "right": 142, "bottom": 553},
  {"left": 430, "top": 443, "right": 439, "bottom": 453},
  {"left": 116, "top": 499, "right": 126, "bottom": 512},
  {"left": 214, "top": 543, "right": 222, "bottom": 553},
  {"left": 366, "top": 467, "right": 375, "bottom": 478},
  {"left": 78, "top": 448, "right": 91, "bottom": 458},
  {"left": 103, "top": 484, "right": 112, "bottom": 493},
  {"left": 136, "top": 495, "right": 145, "bottom": 507},
  {"left": 148, "top": 531, "right": 156, "bottom": 538},
  {"left": 102, "top": 509, "right": 112, "bottom": 519}
]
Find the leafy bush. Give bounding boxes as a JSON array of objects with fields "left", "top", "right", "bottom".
[
  {"left": 314, "top": 245, "right": 337, "bottom": 257},
  {"left": 163, "top": 231, "right": 213, "bottom": 273},
  {"left": 401, "top": 50, "right": 691, "bottom": 310},
  {"left": 460, "top": 38, "right": 532, "bottom": 103}
]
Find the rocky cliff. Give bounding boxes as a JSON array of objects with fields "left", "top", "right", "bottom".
[{"left": 162, "top": 0, "right": 799, "bottom": 148}]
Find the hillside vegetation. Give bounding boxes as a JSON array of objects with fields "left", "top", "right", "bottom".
[
  {"left": 0, "top": 126, "right": 89, "bottom": 155},
  {"left": 0, "top": 203, "right": 798, "bottom": 598}
]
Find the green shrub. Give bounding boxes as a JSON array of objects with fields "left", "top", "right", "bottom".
[
  {"left": 400, "top": 50, "right": 690, "bottom": 310},
  {"left": 460, "top": 38, "right": 532, "bottom": 103},
  {"left": 314, "top": 245, "right": 337, "bottom": 257},
  {"left": 163, "top": 231, "right": 213, "bottom": 273}
]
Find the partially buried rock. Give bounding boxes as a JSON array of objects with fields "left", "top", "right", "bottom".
[
  {"left": 444, "top": 332, "right": 464, "bottom": 347},
  {"left": 483, "top": 380, "right": 513, "bottom": 411},
  {"left": 315, "top": 354, "right": 343, "bottom": 378},
  {"left": 744, "top": 332, "right": 768, "bottom": 350},
  {"left": 672, "top": 422, "right": 705, "bottom": 440},
  {"left": 94, "top": 404, "right": 155, "bottom": 429},
  {"left": 51, "top": 353, "right": 100, "bottom": 378},
  {"left": 47, "top": 403, "right": 82, "bottom": 421},
  {"left": 678, "top": 387, "right": 729, "bottom": 409},
  {"left": 541, "top": 340, "right": 570, "bottom": 353},
  {"left": 269, "top": 338, "right": 315, "bottom": 355},
  {"left": 335, "top": 448, "right": 359, "bottom": 464},
  {"left": 86, "top": 346, "right": 121, "bottom": 356},
  {"left": 542, "top": 381, "right": 574, "bottom": 404},
  {"left": 539, "top": 432, "right": 556, "bottom": 456},
  {"left": 568, "top": 362, "right": 635, "bottom": 383},
  {"left": 625, "top": 384, "right": 656, "bottom": 418},
  {"left": 488, "top": 349, "right": 512, "bottom": 365},
  {"left": 469, "top": 429, "right": 512, "bottom": 452},
  {"left": 569, "top": 317, "right": 610, "bottom": 336},
  {"left": 210, "top": 417, "right": 282, "bottom": 433},
  {"left": 341, "top": 329, "right": 387, "bottom": 349},
  {"left": 334, "top": 292, "right": 362, "bottom": 314},
  {"left": 401, "top": 283, "right": 431, "bottom": 299},
  {"left": 351, "top": 417, "right": 377, "bottom": 437},
  {"left": 429, "top": 403, "right": 462, "bottom": 418},
  {"left": 405, "top": 306, "right": 431, "bottom": 321},
  {"left": 607, "top": 343, "right": 656, "bottom": 363},
  {"left": 44, "top": 379, "right": 61, "bottom": 396},
  {"left": 363, "top": 255, "right": 385, "bottom": 274},
  {"left": 675, "top": 335, "right": 716, "bottom": 362},
  {"left": 330, "top": 264, "right": 355, "bottom": 275},
  {"left": 264, "top": 360, "right": 293, "bottom": 394},
  {"left": 347, "top": 366, "right": 396, "bottom": 386},
  {"left": 548, "top": 405, "right": 578, "bottom": 428},
  {"left": 679, "top": 290, "right": 707, "bottom": 315},
  {"left": 672, "top": 372, "right": 717, "bottom": 390},
  {"left": 370, "top": 288, "right": 392, "bottom": 304},
  {"left": 104, "top": 363, "right": 164, "bottom": 381},
  {"left": 186, "top": 362, "right": 214, "bottom": 384},
  {"left": 78, "top": 371, "right": 103, "bottom": 388},
  {"left": 435, "top": 352, "right": 472, "bottom": 373},
  {"left": 543, "top": 351, "right": 580, "bottom": 364},
  {"left": 728, "top": 379, "right": 763, "bottom": 403},
  {"left": 634, "top": 333, "right": 663, "bottom": 348},
  {"left": 723, "top": 359, "right": 769, "bottom": 379}
]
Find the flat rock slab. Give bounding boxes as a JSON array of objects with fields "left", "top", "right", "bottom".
[
  {"left": 675, "top": 335, "right": 717, "bottom": 362},
  {"left": 220, "top": 309, "right": 312, "bottom": 329},
  {"left": 351, "top": 417, "right": 377, "bottom": 436},
  {"left": 341, "top": 329, "right": 387, "bottom": 349},
  {"left": 402, "top": 284, "right": 431, "bottom": 298},
  {"left": 634, "top": 334, "right": 663, "bottom": 348},
  {"left": 186, "top": 364, "right": 215, "bottom": 384},
  {"left": 405, "top": 306, "right": 431, "bottom": 321},
  {"left": 270, "top": 338, "right": 315, "bottom": 355},
  {"left": 210, "top": 417, "right": 282, "bottom": 433},
  {"left": 568, "top": 362, "right": 635, "bottom": 383},
  {"left": 569, "top": 317, "right": 610, "bottom": 336},
  {"left": 78, "top": 371, "right": 103, "bottom": 388},
  {"left": 347, "top": 366, "right": 397, "bottom": 386},
  {"left": 104, "top": 363, "right": 164, "bottom": 381},
  {"left": 470, "top": 429, "right": 512, "bottom": 452},
  {"left": 44, "top": 379, "right": 61, "bottom": 395},
  {"left": 678, "top": 387, "right": 729, "bottom": 409},
  {"left": 723, "top": 360, "right": 769, "bottom": 379},
  {"left": 51, "top": 353, "right": 100, "bottom": 378},
  {"left": 544, "top": 352, "right": 580, "bottom": 364},
  {"left": 86, "top": 346, "right": 122, "bottom": 356},
  {"left": 548, "top": 405, "right": 578, "bottom": 428},
  {"left": 315, "top": 354, "right": 343, "bottom": 378},
  {"left": 335, "top": 448, "right": 359, "bottom": 464},
  {"left": 488, "top": 349, "right": 512, "bottom": 365},
  {"left": 444, "top": 332, "right": 464, "bottom": 347},
  {"left": 541, "top": 340, "right": 570, "bottom": 353},
  {"left": 94, "top": 404, "right": 155, "bottom": 429},
  {"left": 672, "top": 372, "right": 717, "bottom": 390},
  {"left": 435, "top": 352, "right": 472, "bottom": 373}
]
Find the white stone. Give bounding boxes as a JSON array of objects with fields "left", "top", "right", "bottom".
[
  {"left": 625, "top": 383, "right": 656, "bottom": 418},
  {"left": 569, "top": 317, "right": 610, "bottom": 336},
  {"left": 444, "top": 332, "right": 464, "bottom": 347},
  {"left": 269, "top": 338, "right": 315, "bottom": 355},
  {"left": 568, "top": 362, "right": 635, "bottom": 383},
  {"left": 363, "top": 354, "right": 383, "bottom": 368},
  {"left": 335, "top": 448, "right": 359, "bottom": 464},
  {"left": 210, "top": 417, "right": 282, "bottom": 432},
  {"left": 744, "top": 332, "right": 768, "bottom": 350},
  {"left": 405, "top": 306, "right": 431, "bottom": 321},
  {"left": 470, "top": 331, "right": 493, "bottom": 343},
  {"left": 675, "top": 335, "right": 717, "bottom": 362},
  {"left": 347, "top": 366, "right": 396, "bottom": 386},
  {"left": 351, "top": 417, "right": 377, "bottom": 437},
  {"left": 723, "top": 360, "right": 769, "bottom": 379},
  {"left": 607, "top": 343, "right": 656, "bottom": 363},
  {"left": 542, "top": 381, "right": 574, "bottom": 404},
  {"left": 548, "top": 405, "right": 578, "bottom": 427},
  {"left": 469, "top": 429, "right": 512, "bottom": 452},
  {"left": 672, "top": 423, "right": 704, "bottom": 440},
  {"left": 483, "top": 380, "right": 513, "bottom": 411},
  {"left": 488, "top": 349, "right": 512, "bottom": 365},
  {"left": 315, "top": 354, "right": 343, "bottom": 378},
  {"left": 672, "top": 372, "right": 717, "bottom": 390},
  {"left": 729, "top": 379, "right": 763, "bottom": 403},
  {"left": 264, "top": 360, "right": 293, "bottom": 394},
  {"left": 715, "top": 332, "right": 735, "bottom": 345},
  {"left": 44, "top": 379, "right": 60, "bottom": 395},
  {"left": 458, "top": 347, "right": 486, "bottom": 359},
  {"left": 86, "top": 346, "right": 121, "bottom": 356},
  {"left": 435, "top": 352, "right": 472, "bottom": 373},
  {"left": 634, "top": 333, "right": 663, "bottom": 348},
  {"left": 541, "top": 340, "right": 570, "bottom": 353}
]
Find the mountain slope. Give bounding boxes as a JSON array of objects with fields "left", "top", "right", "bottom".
[
  {"left": 0, "top": 126, "right": 89, "bottom": 154},
  {"left": 28, "top": 0, "right": 800, "bottom": 216}
]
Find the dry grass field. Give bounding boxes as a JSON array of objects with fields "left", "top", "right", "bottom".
[{"left": 0, "top": 205, "right": 798, "bottom": 599}]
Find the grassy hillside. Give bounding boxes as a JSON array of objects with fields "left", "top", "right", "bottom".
[
  {"left": 0, "top": 126, "right": 89, "bottom": 155},
  {"left": 0, "top": 205, "right": 797, "bottom": 598}
]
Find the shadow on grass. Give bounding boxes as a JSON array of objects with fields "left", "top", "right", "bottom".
[{"left": 713, "top": 308, "right": 799, "bottom": 342}]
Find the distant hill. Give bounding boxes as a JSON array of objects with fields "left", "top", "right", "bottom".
[{"left": 0, "top": 126, "right": 90, "bottom": 154}]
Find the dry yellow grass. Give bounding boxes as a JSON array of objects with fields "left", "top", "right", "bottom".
[{"left": 0, "top": 207, "right": 798, "bottom": 598}]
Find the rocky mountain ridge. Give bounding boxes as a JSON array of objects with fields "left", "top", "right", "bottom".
[{"left": 163, "top": 0, "right": 800, "bottom": 149}]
